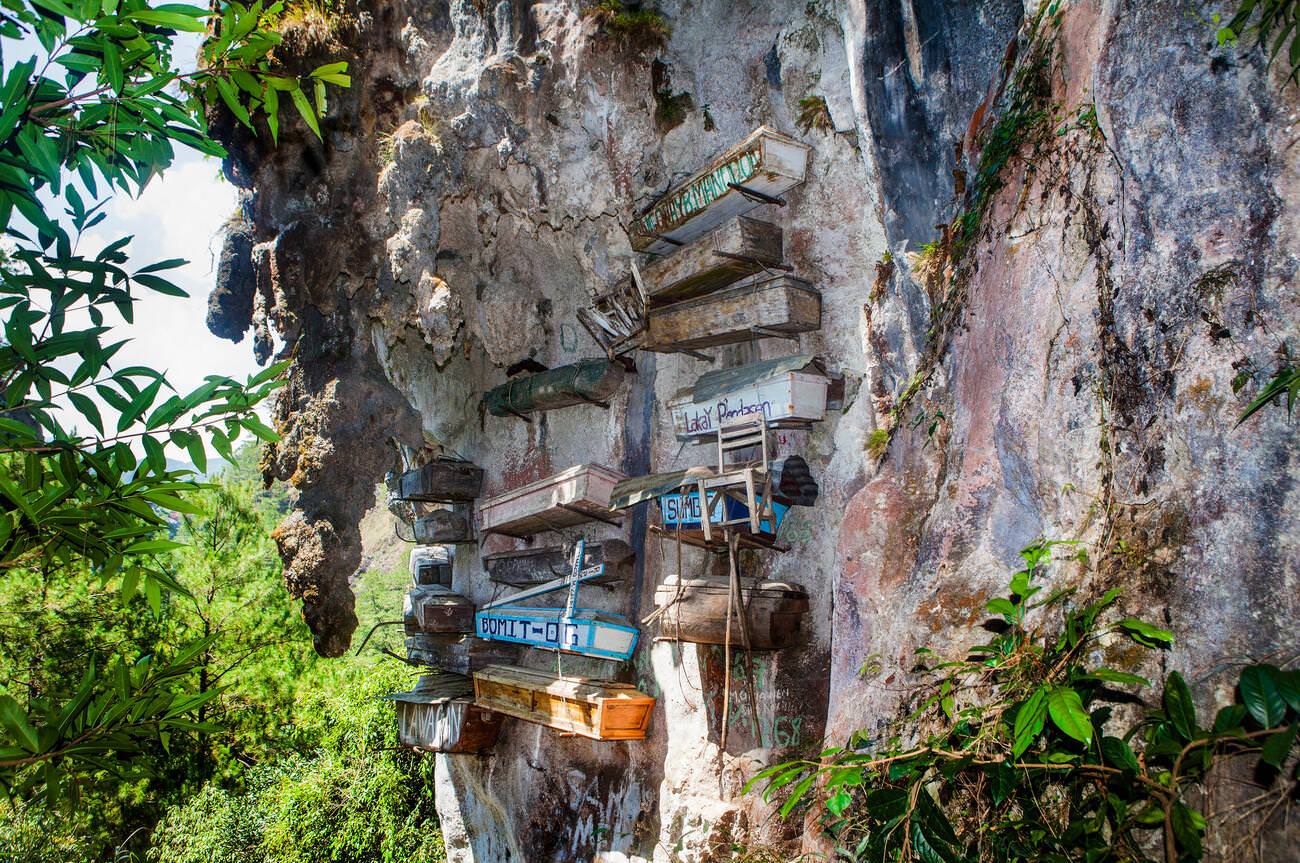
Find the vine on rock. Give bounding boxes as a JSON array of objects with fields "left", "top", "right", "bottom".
[{"left": 749, "top": 541, "right": 1300, "bottom": 862}]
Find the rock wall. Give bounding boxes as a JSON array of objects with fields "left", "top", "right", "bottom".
[{"left": 210, "top": 1, "right": 1300, "bottom": 859}]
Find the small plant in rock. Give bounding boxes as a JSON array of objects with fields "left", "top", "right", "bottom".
[
  {"left": 584, "top": 1, "right": 671, "bottom": 54},
  {"left": 1215, "top": 0, "right": 1300, "bottom": 85},
  {"left": 748, "top": 540, "right": 1300, "bottom": 863},
  {"left": 796, "top": 94, "right": 833, "bottom": 134}
]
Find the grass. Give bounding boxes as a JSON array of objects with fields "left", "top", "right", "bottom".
[
  {"left": 796, "top": 94, "right": 832, "bottom": 133},
  {"left": 584, "top": 1, "right": 671, "bottom": 54}
]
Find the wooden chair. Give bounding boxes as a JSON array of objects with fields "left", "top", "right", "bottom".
[{"left": 692, "top": 416, "right": 775, "bottom": 542}]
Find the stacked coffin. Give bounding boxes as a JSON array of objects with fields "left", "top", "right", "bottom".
[
  {"left": 390, "top": 455, "right": 484, "bottom": 545},
  {"left": 484, "top": 358, "right": 630, "bottom": 420},
  {"left": 669, "top": 354, "right": 835, "bottom": 442},
  {"left": 579, "top": 127, "right": 817, "bottom": 357},
  {"left": 477, "top": 464, "right": 627, "bottom": 538},
  {"left": 473, "top": 665, "right": 654, "bottom": 741},
  {"left": 652, "top": 576, "right": 810, "bottom": 650},
  {"left": 384, "top": 672, "right": 503, "bottom": 754}
]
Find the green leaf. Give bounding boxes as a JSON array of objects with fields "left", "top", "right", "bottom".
[
  {"left": 289, "top": 86, "right": 320, "bottom": 137},
  {"left": 1276, "top": 669, "right": 1300, "bottom": 713},
  {"left": 826, "top": 788, "right": 851, "bottom": 816},
  {"left": 1116, "top": 618, "right": 1174, "bottom": 649},
  {"left": 1169, "top": 801, "right": 1205, "bottom": 859},
  {"left": 120, "top": 567, "right": 141, "bottom": 603},
  {"left": 1260, "top": 723, "right": 1297, "bottom": 768},
  {"left": 0, "top": 694, "right": 41, "bottom": 753},
  {"left": 1100, "top": 735, "right": 1140, "bottom": 772},
  {"left": 1047, "top": 686, "right": 1092, "bottom": 745},
  {"left": 241, "top": 415, "right": 279, "bottom": 442},
  {"left": 1163, "top": 671, "right": 1197, "bottom": 741},
  {"left": 1086, "top": 668, "right": 1150, "bottom": 686},
  {"left": 1012, "top": 687, "right": 1048, "bottom": 757},
  {"left": 124, "top": 539, "right": 185, "bottom": 554},
  {"left": 126, "top": 9, "right": 207, "bottom": 31},
  {"left": 986, "top": 597, "right": 1016, "bottom": 617},
  {"left": 1240, "top": 665, "right": 1287, "bottom": 728}
]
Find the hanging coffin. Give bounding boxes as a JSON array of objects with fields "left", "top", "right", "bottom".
[
  {"left": 645, "top": 274, "right": 821, "bottom": 353},
  {"left": 411, "top": 508, "right": 475, "bottom": 544},
  {"left": 475, "top": 608, "right": 637, "bottom": 661},
  {"left": 484, "top": 539, "right": 635, "bottom": 587},
  {"left": 410, "top": 546, "right": 453, "bottom": 587},
  {"left": 393, "top": 456, "right": 484, "bottom": 503},
  {"left": 405, "top": 634, "right": 520, "bottom": 674},
  {"left": 643, "top": 216, "right": 784, "bottom": 306},
  {"left": 656, "top": 489, "right": 790, "bottom": 549},
  {"left": 485, "top": 359, "right": 628, "bottom": 418},
  {"left": 653, "top": 576, "right": 810, "bottom": 649},
  {"left": 384, "top": 674, "right": 503, "bottom": 754},
  {"left": 670, "top": 354, "right": 831, "bottom": 441},
  {"left": 473, "top": 664, "right": 655, "bottom": 740},
  {"left": 404, "top": 585, "right": 475, "bottom": 635},
  {"left": 630, "top": 126, "right": 811, "bottom": 256},
  {"left": 478, "top": 464, "right": 627, "bottom": 538}
]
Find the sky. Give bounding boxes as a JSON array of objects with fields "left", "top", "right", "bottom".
[{"left": 80, "top": 150, "right": 263, "bottom": 396}]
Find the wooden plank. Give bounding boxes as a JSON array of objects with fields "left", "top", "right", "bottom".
[
  {"left": 642, "top": 216, "right": 783, "bottom": 306},
  {"left": 472, "top": 665, "right": 654, "bottom": 740},
  {"left": 483, "top": 539, "right": 634, "bottom": 587},
  {"left": 395, "top": 458, "right": 484, "bottom": 503},
  {"left": 478, "top": 464, "right": 627, "bottom": 538},
  {"left": 630, "top": 127, "right": 811, "bottom": 255},
  {"left": 645, "top": 274, "right": 821, "bottom": 353},
  {"left": 653, "top": 578, "right": 810, "bottom": 649}
]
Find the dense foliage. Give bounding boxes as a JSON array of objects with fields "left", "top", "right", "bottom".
[{"left": 751, "top": 542, "right": 1300, "bottom": 862}]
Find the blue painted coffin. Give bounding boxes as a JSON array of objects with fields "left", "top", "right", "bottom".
[
  {"left": 475, "top": 607, "right": 639, "bottom": 662},
  {"left": 656, "top": 489, "right": 789, "bottom": 538}
]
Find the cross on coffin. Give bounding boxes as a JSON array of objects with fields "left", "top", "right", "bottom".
[{"left": 479, "top": 538, "right": 605, "bottom": 619}]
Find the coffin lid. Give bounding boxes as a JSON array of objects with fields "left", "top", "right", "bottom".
[
  {"left": 474, "top": 664, "right": 649, "bottom": 700},
  {"left": 482, "top": 463, "right": 626, "bottom": 506},
  {"left": 382, "top": 672, "right": 474, "bottom": 704},
  {"left": 657, "top": 575, "right": 808, "bottom": 597},
  {"left": 684, "top": 354, "right": 824, "bottom": 403}
]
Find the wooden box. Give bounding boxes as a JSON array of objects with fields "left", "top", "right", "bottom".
[
  {"left": 484, "top": 539, "right": 634, "bottom": 587},
  {"left": 475, "top": 607, "right": 639, "bottom": 661},
  {"left": 412, "top": 508, "right": 474, "bottom": 544},
  {"left": 403, "top": 586, "right": 475, "bottom": 635},
  {"left": 653, "top": 576, "right": 810, "bottom": 649},
  {"left": 410, "top": 546, "right": 452, "bottom": 587},
  {"left": 394, "top": 457, "right": 484, "bottom": 503},
  {"left": 644, "top": 216, "right": 783, "bottom": 306},
  {"left": 630, "top": 127, "right": 810, "bottom": 256},
  {"left": 405, "top": 634, "right": 520, "bottom": 674},
  {"left": 645, "top": 275, "right": 821, "bottom": 353},
  {"left": 386, "top": 675, "right": 502, "bottom": 754},
  {"left": 477, "top": 464, "right": 627, "bottom": 538},
  {"left": 670, "top": 355, "right": 830, "bottom": 441},
  {"left": 473, "top": 665, "right": 655, "bottom": 740},
  {"left": 484, "top": 359, "right": 627, "bottom": 418}
]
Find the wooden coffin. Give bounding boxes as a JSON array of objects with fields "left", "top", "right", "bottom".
[
  {"left": 405, "top": 634, "right": 520, "bottom": 674},
  {"left": 385, "top": 674, "right": 503, "bottom": 754},
  {"left": 410, "top": 546, "right": 452, "bottom": 587},
  {"left": 412, "top": 508, "right": 475, "bottom": 544},
  {"left": 653, "top": 576, "right": 810, "bottom": 649},
  {"left": 484, "top": 539, "right": 634, "bottom": 587},
  {"left": 645, "top": 274, "right": 821, "bottom": 353},
  {"left": 478, "top": 464, "right": 627, "bottom": 538},
  {"left": 485, "top": 359, "right": 627, "bottom": 418},
  {"left": 656, "top": 489, "right": 790, "bottom": 549},
  {"left": 473, "top": 665, "right": 655, "bottom": 740},
  {"left": 630, "top": 127, "right": 811, "bottom": 256},
  {"left": 475, "top": 607, "right": 639, "bottom": 661},
  {"left": 670, "top": 355, "right": 831, "bottom": 441},
  {"left": 403, "top": 586, "right": 475, "bottom": 635},
  {"left": 394, "top": 457, "right": 484, "bottom": 503},
  {"left": 644, "top": 216, "right": 784, "bottom": 306}
]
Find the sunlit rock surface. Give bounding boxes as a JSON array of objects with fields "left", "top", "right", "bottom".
[{"left": 210, "top": 1, "right": 1299, "bottom": 858}]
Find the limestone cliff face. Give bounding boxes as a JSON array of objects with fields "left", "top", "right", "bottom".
[{"left": 210, "top": 1, "right": 1299, "bottom": 859}]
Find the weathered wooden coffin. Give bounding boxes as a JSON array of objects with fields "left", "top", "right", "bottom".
[
  {"left": 670, "top": 355, "right": 831, "bottom": 440},
  {"left": 653, "top": 576, "right": 810, "bottom": 649},
  {"left": 630, "top": 127, "right": 811, "bottom": 256},
  {"left": 405, "top": 634, "right": 520, "bottom": 674},
  {"left": 484, "top": 539, "right": 634, "bottom": 587},
  {"left": 645, "top": 274, "right": 821, "bottom": 353},
  {"left": 473, "top": 665, "right": 655, "bottom": 740},
  {"left": 385, "top": 674, "right": 503, "bottom": 753},
  {"left": 411, "top": 508, "right": 475, "bottom": 544},
  {"left": 403, "top": 585, "right": 475, "bottom": 635},
  {"left": 475, "top": 607, "right": 639, "bottom": 661},
  {"left": 477, "top": 464, "right": 627, "bottom": 538},
  {"left": 410, "top": 546, "right": 452, "bottom": 587},
  {"left": 485, "top": 359, "right": 627, "bottom": 418},
  {"left": 393, "top": 457, "right": 484, "bottom": 503},
  {"left": 643, "top": 216, "right": 783, "bottom": 306}
]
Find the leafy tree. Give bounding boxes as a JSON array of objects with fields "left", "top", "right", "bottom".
[{"left": 0, "top": 0, "right": 347, "bottom": 807}]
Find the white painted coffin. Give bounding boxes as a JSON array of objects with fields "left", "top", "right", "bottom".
[
  {"left": 630, "top": 127, "right": 811, "bottom": 256},
  {"left": 475, "top": 607, "right": 638, "bottom": 661},
  {"left": 477, "top": 464, "right": 627, "bottom": 538},
  {"left": 670, "top": 357, "right": 830, "bottom": 441}
]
